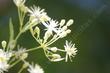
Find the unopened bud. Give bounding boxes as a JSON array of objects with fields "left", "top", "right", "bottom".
[
  {"left": 1, "top": 41, "right": 7, "bottom": 49},
  {"left": 50, "top": 47, "right": 58, "bottom": 52},
  {"left": 62, "top": 26, "right": 67, "bottom": 31},
  {"left": 22, "top": 62, "right": 29, "bottom": 68},
  {"left": 66, "top": 29, "right": 71, "bottom": 34},
  {"left": 66, "top": 19, "right": 74, "bottom": 26},
  {"left": 34, "top": 26, "right": 40, "bottom": 37},
  {"left": 44, "top": 30, "right": 52, "bottom": 42},
  {"left": 51, "top": 54, "right": 64, "bottom": 62},
  {"left": 60, "top": 19, "right": 65, "bottom": 26},
  {"left": 21, "top": 53, "right": 28, "bottom": 60},
  {"left": 52, "top": 54, "right": 61, "bottom": 59},
  {"left": 59, "top": 32, "right": 67, "bottom": 38}
]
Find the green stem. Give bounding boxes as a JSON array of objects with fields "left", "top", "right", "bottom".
[
  {"left": 10, "top": 59, "right": 21, "bottom": 68},
  {"left": 46, "top": 36, "right": 60, "bottom": 46},
  {"left": 57, "top": 49, "right": 65, "bottom": 52},
  {"left": 26, "top": 46, "right": 42, "bottom": 52},
  {"left": 18, "top": 8, "right": 22, "bottom": 29},
  {"left": 9, "top": 57, "right": 16, "bottom": 64},
  {"left": 18, "top": 7, "right": 25, "bottom": 31},
  {"left": 18, "top": 67, "right": 24, "bottom": 73},
  {"left": 43, "top": 49, "right": 51, "bottom": 61},
  {"left": 15, "top": 32, "right": 22, "bottom": 41}
]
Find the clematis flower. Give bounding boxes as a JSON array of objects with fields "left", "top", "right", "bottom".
[
  {"left": 64, "top": 41, "right": 77, "bottom": 62},
  {"left": 42, "top": 19, "right": 74, "bottom": 46},
  {"left": 0, "top": 49, "right": 12, "bottom": 73},
  {"left": 14, "top": 47, "right": 28, "bottom": 60},
  {"left": 28, "top": 6, "right": 50, "bottom": 24},
  {"left": 28, "top": 63, "right": 44, "bottom": 73}
]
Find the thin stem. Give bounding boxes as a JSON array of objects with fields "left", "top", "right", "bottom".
[
  {"left": 46, "top": 36, "right": 60, "bottom": 46},
  {"left": 18, "top": 66, "right": 24, "bottom": 73},
  {"left": 57, "top": 49, "right": 65, "bottom": 52},
  {"left": 6, "top": 41, "right": 11, "bottom": 51},
  {"left": 15, "top": 32, "right": 22, "bottom": 41},
  {"left": 18, "top": 7, "right": 26, "bottom": 31},
  {"left": 30, "top": 29, "right": 41, "bottom": 44},
  {"left": 9, "top": 57, "right": 16, "bottom": 64},
  {"left": 10, "top": 59, "right": 21, "bottom": 68},
  {"left": 18, "top": 8, "right": 22, "bottom": 29},
  {"left": 20, "top": 12, "right": 26, "bottom": 31},
  {"left": 26, "top": 46, "right": 42, "bottom": 52},
  {"left": 45, "top": 35, "right": 58, "bottom": 46},
  {"left": 43, "top": 49, "right": 51, "bottom": 61}
]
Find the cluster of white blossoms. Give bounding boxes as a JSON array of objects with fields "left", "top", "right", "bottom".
[
  {"left": 0, "top": 0, "right": 78, "bottom": 73},
  {"left": 28, "top": 6, "right": 50, "bottom": 24},
  {"left": 0, "top": 41, "right": 12, "bottom": 73},
  {"left": 28, "top": 63, "right": 44, "bottom": 73},
  {"left": 0, "top": 49, "right": 11, "bottom": 73}
]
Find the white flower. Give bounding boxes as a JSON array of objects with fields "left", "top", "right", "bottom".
[
  {"left": 42, "top": 19, "right": 73, "bottom": 46},
  {"left": 28, "top": 63, "right": 44, "bottom": 73},
  {"left": 13, "top": 0, "right": 26, "bottom": 7},
  {"left": 0, "top": 62, "right": 9, "bottom": 73},
  {"left": 43, "top": 19, "right": 73, "bottom": 37},
  {"left": 43, "top": 19, "right": 59, "bottom": 34},
  {"left": 0, "top": 49, "right": 12, "bottom": 73},
  {"left": 14, "top": 47, "right": 28, "bottom": 59},
  {"left": 28, "top": 6, "right": 50, "bottom": 23},
  {"left": 43, "top": 19, "right": 59, "bottom": 42},
  {"left": 64, "top": 41, "right": 77, "bottom": 62}
]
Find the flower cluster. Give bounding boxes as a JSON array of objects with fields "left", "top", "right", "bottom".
[
  {"left": 0, "top": 49, "right": 12, "bottom": 73},
  {"left": 0, "top": 41, "right": 12, "bottom": 73},
  {"left": 0, "top": 0, "right": 78, "bottom": 73},
  {"left": 28, "top": 63, "right": 44, "bottom": 73}
]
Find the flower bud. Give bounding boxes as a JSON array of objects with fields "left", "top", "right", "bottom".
[
  {"left": 51, "top": 54, "right": 64, "bottom": 62},
  {"left": 59, "top": 32, "right": 67, "bottom": 38},
  {"left": 1, "top": 41, "right": 7, "bottom": 49},
  {"left": 52, "top": 54, "right": 61, "bottom": 59},
  {"left": 13, "top": 0, "right": 26, "bottom": 7},
  {"left": 22, "top": 62, "right": 29, "bottom": 68},
  {"left": 34, "top": 26, "right": 40, "bottom": 38},
  {"left": 66, "top": 29, "right": 71, "bottom": 34},
  {"left": 66, "top": 19, "right": 74, "bottom": 26},
  {"left": 20, "top": 5, "right": 28, "bottom": 13},
  {"left": 50, "top": 47, "right": 58, "bottom": 52},
  {"left": 21, "top": 53, "right": 28, "bottom": 60},
  {"left": 44, "top": 30, "right": 52, "bottom": 42},
  {"left": 62, "top": 26, "right": 67, "bottom": 31},
  {"left": 59, "top": 19, "right": 65, "bottom": 26}
]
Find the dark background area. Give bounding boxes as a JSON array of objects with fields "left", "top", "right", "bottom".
[{"left": 0, "top": 0, "right": 110, "bottom": 73}]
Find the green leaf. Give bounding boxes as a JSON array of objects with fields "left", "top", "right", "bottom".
[{"left": 9, "top": 18, "right": 14, "bottom": 41}]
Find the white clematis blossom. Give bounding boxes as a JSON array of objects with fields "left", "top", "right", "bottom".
[
  {"left": 42, "top": 19, "right": 74, "bottom": 46},
  {"left": 0, "top": 49, "right": 12, "bottom": 73},
  {"left": 28, "top": 6, "right": 50, "bottom": 24},
  {"left": 64, "top": 41, "right": 77, "bottom": 62},
  {"left": 28, "top": 63, "right": 44, "bottom": 73}
]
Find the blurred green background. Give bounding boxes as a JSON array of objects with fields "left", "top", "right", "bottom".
[{"left": 0, "top": 0, "right": 110, "bottom": 73}]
